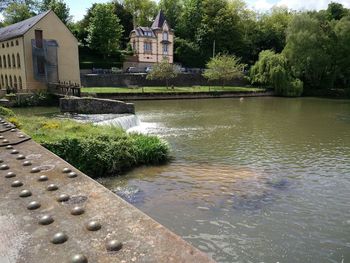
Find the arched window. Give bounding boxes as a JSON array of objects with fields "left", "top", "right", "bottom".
[
  {"left": 18, "top": 76, "right": 22, "bottom": 89},
  {"left": 5, "top": 75, "right": 8, "bottom": 88},
  {"left": 12, "top": 54, "right": 16, "bottom": 68},
  {"left": 16, "top": 40, "right": 19, "bottom": 46},
  {"left": 0, "top": 56, "right": 2, "bottom": 68},
  {"left": 3, "top": 55, "right": 6, "bottom": 68},
  {"left": 11, "top": 41, "right": 14, "bottom": 47},
  {"left": 9, "top": 75, "right": 12, "bottom": 87},
  {"left": 6, "top": 43, "right": 9, "bottom": 48},
  {"left": 7, "top": 54, "right": 11, "bottom": 68},
  {"left": 14, "top": 76, "right": 17, "bottom": 89},
  {"left": 17, "top": 53, "right": 21, "bottom": 68}
]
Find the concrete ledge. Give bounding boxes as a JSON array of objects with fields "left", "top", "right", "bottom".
[
  {"left": 60, "top": 97, "right": 135, "bottom": 114},
  {"left": 0, "top": 122, "right": 215, "bottom": 263},
  {"left": 85, "top": 91, "right": 274, "bottom": 101}
]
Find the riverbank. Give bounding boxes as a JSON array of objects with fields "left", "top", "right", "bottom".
[
  {"left": 81, "top": 86, "right": 272, "bottom": 100},
  {"left": 2, "top": 108, "right": 169, "bottom": 178}
]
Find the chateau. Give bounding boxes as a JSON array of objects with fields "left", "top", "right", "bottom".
[
  {"left": 0, "top": 10, "right": 80, "bottom": 94},
  {"left": 124, "top": 11, "right": 174, "bottom": 71}
]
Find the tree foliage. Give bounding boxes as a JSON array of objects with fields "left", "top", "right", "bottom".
[
  {"left": 146, "top": 59, "right": 179, "bottom": 87},
  {"left": 123, "top": 0, "right": 158, "bottom": 27},
  {"left": 87, "top": 3, "right": 124, "bottom": 58},
  {"left": 40, "top": 0, "right": 71, "bottom": 24},
  {"left": 203, "top": 54, "right": 245, "bottom": 87},
  {"left": 250, "top": 50, "right": 303, "bottom": 96},
  {"left": 2, "top": 2, "right": 33, "bottom": 25}
]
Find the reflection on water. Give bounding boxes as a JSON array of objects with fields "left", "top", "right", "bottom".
[{"left": 99, "top": 97, "right": 350, "bottom": 263}]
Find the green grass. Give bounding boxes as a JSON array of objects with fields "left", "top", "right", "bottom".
[
  {"left": 3, "top": 111, "right": 169, "bottom": 178},
  {"left": 81, "top": 86, "right": 265, "bottom": 94}
]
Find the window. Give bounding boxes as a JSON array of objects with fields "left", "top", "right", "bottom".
[
  {"left": 144, "top": 31, "right": 152, "bottom": 37},
  {"left": 0, "top": 75, "right": 3, "bottom": 89},
  {"left": 144, "top": 42, "right": 152, "bottom": 52},
  {"left": 11, "top": 41, "right": 14, "bottom": 47},
  {"left": 163, "top": 32, "right": 168, "bottom": 41},
  {"left": 5, "top": 75, "right": 8, "bottom": 88},
  {"left": 163, "top": 44, "right": 168, "bottom": 55},
  {"left": 14, "top": 76, "right": 17, "bottom": 89},
  {"left": 9, "top": 75, "right": 12, "bottom": 87},
  {"left": 18, "top": 76, "right": 22, "bottom": 89},
  {"left": 2, "top": 43, "right": 4, "bottom": 48},
  {"left": 3, "top": 55, "right": 6, "bottom": 68},
  {"left": 12, "top": 54, "right": 15, "bottom": 68},
  {"left": 15, "top": 40, "right": 19, "bottom": 46},
  {"left": 7, "top": 54, "right": 11, "bottom": 68},
  {"left": 17, "top": 54, "right": 21, "bottom": 68},
  {"left": 0, "top": 56, "right": 2, "bottom": 68},
  {"left": 6, "top": 42, "right": 9, "bottom": 48},
  {"left": 35, "top": 30, "right": 43, "bottom": 48}
]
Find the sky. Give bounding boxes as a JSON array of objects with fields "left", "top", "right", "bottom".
[
  {"left": 66, "top": 0, "right": 350, "bottom": 21},
  {"left": 1, "top": 0, "right": 350, "bottom": 22}
]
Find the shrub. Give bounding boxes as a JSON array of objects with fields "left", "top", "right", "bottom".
[
  {"left": 0, "top": 106, "right": 15, "bottom": 117},
  {"left": 17, "top": 116, "right": 169, "bottom": 177}
]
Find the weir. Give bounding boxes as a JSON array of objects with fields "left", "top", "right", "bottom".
[{"left": 0, "top": 118, "right": 215, "bottom": 263}]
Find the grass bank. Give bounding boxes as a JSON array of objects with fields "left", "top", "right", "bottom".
[
  {"left": 82, "top": 86, "right": 265, "bottom": 94},
  {"left": 2, "top": 108, "right": 169, "bottom": 178}
]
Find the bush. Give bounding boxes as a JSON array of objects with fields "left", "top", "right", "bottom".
[
  {"left": 17, "top": 116, "right": 169, "bottom": 178},
  {"left": 0, "top": 106, "right": 15, "bottom": 117}
]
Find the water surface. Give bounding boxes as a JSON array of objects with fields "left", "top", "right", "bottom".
[{"left": 98, "top": 97, "right": 350, "bottom": 263}]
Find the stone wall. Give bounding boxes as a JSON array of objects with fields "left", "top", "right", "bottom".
[
  {"left": 81, "top": 73, "right": 248, "bottom": 87},
  {"left": 60, "top": 97, "right": 135, "bottom": 114}
]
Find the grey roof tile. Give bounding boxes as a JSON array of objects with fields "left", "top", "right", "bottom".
[{"left": 0, "top": 10, "right": 50, "bottom": 42}]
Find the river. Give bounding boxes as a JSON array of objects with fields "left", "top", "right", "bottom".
[
  {"left": 14, "top": 97, "right": 350, "bottom": 262},
  {"left": 97, "top": 97, "right": 350, "bottom": 263}
]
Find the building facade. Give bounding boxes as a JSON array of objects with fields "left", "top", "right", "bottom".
[
  {"left": 124, "top": 11, "right": 174, "bottom": 71},
  {"left": 0, "top": 10, "right": 80, "bottom": 93}
]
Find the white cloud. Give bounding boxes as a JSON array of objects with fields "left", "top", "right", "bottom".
[{"left": 248, "top": 0, "right": 350, "bottom": 11}]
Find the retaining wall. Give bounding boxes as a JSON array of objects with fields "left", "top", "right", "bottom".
[{"left": 81, "top": 73, "right": 248, "bottom": 87}]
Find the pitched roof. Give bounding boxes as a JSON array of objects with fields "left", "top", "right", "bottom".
[
  {"left": 0, "top": 10, "right": 51, "bottom": 42},
  {"left": 151, "top": 10, "right": 167, "bottom": 29}
]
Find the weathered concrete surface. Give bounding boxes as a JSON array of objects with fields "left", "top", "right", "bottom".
[
  {"left": 0, "top": 120, "right": 215, "bottom": 263},
  {"left": 60, "top": 97, "right": 135, "bottom": 114}
]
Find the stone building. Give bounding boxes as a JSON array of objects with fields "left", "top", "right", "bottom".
[
  {"left": 0, "top": 10, "right": 80, "bottom": 93},
  {"left": 124, "top": 11, "right": 174, "bottom": 72}
]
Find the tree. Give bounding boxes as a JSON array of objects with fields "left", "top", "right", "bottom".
[
  {"left": 158, "top": 0, "right": 183, "bottom": 29},
  {"left": 87, "top": 3, "right": 124, "bottom": 58},
  {"left": 123, "top": 0, "right": 158, "bottom": 27},
  {"left": 40, "top": 0, "right": 71, "bottom": 24},
  {"left": 174, "top": 38, "right": 204, "bottom": 67},
  {"left": 113, "top": 1, "right": 133, "bottom": 48},
  {"left": 146, "top": 59, "right": 179, "bottom": 88},
  {"left": 283, "top": 13, "right": 333, "bottom": 90},
  {"left": 2, "top": 2, "right": 33, "bottom": 25},
  {"left": 250, "top": 50, "right": 303, "bottom": 97},
  {"left": 176, "top": 0, "right": 202, "bottom": 40},
  {"left": 196, "top": 0, "right": 244, "bottom": 62},
  {"left": 203, "top": 54, "right": 245, "bottom": 87}
]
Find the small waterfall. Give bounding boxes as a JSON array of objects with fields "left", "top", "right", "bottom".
[
  {"left": 60, "top": 113, "right": 143, "bottom": 131},
  {"left": 95, "top": 114, "right": 141, "bottom": 130}
]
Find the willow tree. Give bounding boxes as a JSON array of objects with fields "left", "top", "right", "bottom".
[{"left": 203, "top": 54, "right": 245, "bottom": 88}]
